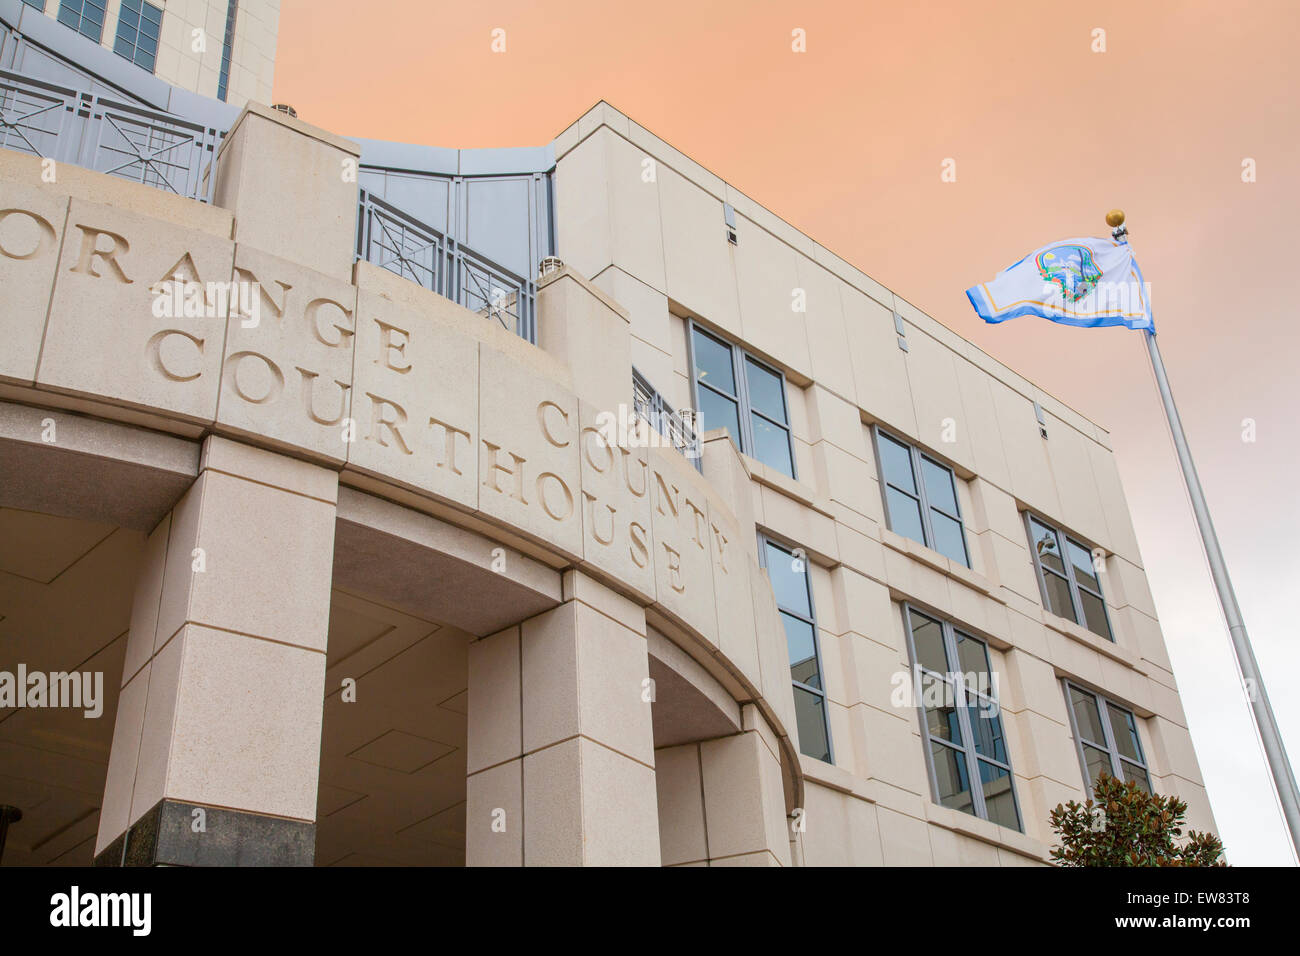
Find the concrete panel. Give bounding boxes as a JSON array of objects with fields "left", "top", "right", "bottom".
[
  {"left": 217, "top": 244, "right": 358, "bottom": 464},
  {"left": 347, "top": 290, "right": 479, "bottom": 511},
  {"left": 0, "top": 181, "right": 67, "bottom": 384},
  {"left": 38, "top": 199, "right": 234, "bottom": 423}
]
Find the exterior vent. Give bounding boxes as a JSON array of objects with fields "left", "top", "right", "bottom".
[
  {"left": 1033, "top": 400, "right": 1048, "bottom": 438},
  {"left": 271, "top": 103, "right": 298, "bottom": 118},
  {"left": 723, "top": 202, "right": 738, "bottom": 245},
  {"left": 893, "top": 310, "right": 909, "bottom": 352},
  {"left": 539, "top": 256, "right": 564, "bottom": 278}
]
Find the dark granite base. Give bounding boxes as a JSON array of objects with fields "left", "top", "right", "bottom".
[{"left": 94, "top": 800, "right": 315, "bottom": 867}]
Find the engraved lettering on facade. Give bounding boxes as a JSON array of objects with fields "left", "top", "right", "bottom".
[
  {"left": 70, "top": 224, "right": 132, "bottom": 283},
  {"left": 0, "top": 207, "right": 56, "bottom": 260},
  {"left": 373, "top": 318, "right": 412, "bottom": 373},
  {"left": 225, "top": 350, "right": 284, "bottom": 404},
  {"left": 365, "top": 392, "right": 414, "bottom": 455},
  {"left": 147, "top": 329, "right": 204, "bottom": 382},
  {"left": 296, "top": 367, "right": 350, "bottom": 425}
]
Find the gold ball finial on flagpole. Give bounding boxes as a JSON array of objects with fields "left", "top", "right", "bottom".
[{"left": 1106, "top": 209, "right": 1128, "bottom": 241}]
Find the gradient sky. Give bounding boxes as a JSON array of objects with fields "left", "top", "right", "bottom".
[{"left": 273, "top": 0, "right": 1299, "bottom": 864}]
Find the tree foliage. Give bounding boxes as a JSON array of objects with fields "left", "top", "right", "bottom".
[{"left": 1049, "top": 772, "right": 1226, "bottom": 867}]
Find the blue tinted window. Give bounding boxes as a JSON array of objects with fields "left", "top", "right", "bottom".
[
  {"left": 59, "top": 0, "right": 106, "bottom": 42},
  {"left": 217, "top": 0, "right": 241, "bottom": 102},
  {"left": 876, "top": 430, "right": 969, "bottom": 567},
  {"left": 690, "top": 323, "right": 796, "bottom": 477},
  {"left": 112, "top": 0, "right": 163, "bottom": 73},
  {"left": 1066, "top": 682, "right": 1153, "bottom": 798},
  {"left": 1028, "top": 515, "right": 1113, "bottom": 641},
  {"left": 763, "top": 537, "right": 831, "bottom": 763},
  {"left": 877, "top": 434, "right": 916, "bottom": 493},
  {"left": 906, "top": 605, "right": 1020, "bottom": 830}
]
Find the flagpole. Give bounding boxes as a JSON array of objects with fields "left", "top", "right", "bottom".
[{"left": 1110, "top": 210, "right": 1300, "bottom": 858}]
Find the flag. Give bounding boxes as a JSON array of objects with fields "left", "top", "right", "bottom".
[{"left": 966, "top": 236, "right": 1153, "bottom": 330}]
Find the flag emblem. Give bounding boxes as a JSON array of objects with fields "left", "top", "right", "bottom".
[
  {"left": 1036, "top": 244, "right": 1102, "bottom": 303},
  {"left": 966, "top": 236, "right": 1153, "bottom": 330}
]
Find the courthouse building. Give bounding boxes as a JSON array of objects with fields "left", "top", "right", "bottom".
[{"left": 0, "top": 1, "right": 1214, "bottom": 866}]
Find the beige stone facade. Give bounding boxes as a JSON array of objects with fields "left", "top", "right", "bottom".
[
  {"left": 0, "top": 98, "right": 1213, "bottom": 866},
  {"left": 33, "top": 0, "right": 278, "bottom": 106}
]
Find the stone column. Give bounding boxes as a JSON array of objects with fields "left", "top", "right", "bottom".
[
  {"left": 655, "top": 706, "right": 792, "bottom": 866},
  {"left": 465, "top": 571, "right": 660, "bottom": 866},
  {"left": 213, "top": 102, "right": 361, "bottom": 283},
  {"left": 94, "top": 437, "right": 337, "bottom": 866}
]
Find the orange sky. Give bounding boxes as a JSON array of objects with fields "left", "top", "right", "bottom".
[{"left": 274, "top": 0, "right": 1300, "bottom": 864}]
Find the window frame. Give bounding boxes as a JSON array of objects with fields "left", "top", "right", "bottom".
[
  {"left": 757, "top": 533, "right": 832, "bottom": 764},
  {"left": 1061, "top": 680, "right": 1152, "bottom": 795},
  {"left": 112, "top": 0, "right": 163, "bottom": 73},
  {"left": 216, "top": 0, "right": 240, "bottom": 102},
  {"left": 902, "top": 603, "right": 1022, "bottom": 831},
  {"left": 1023, "top": 511, "right": 1115, "bottom": 642},
  {"left": 870, "top": 425, "right": 971, "bottom": 568},
  {"left": 57, "top": 0, "right": 107, "bottom": 43},
  {"left": 687, "top": 319, "right": 797, "bottom": 479}
]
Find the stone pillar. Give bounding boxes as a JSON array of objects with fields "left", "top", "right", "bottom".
[
  {"left": 466, "top": 571, "right": 660, "bottom": 866},
  {"left": 535, "top": 266, "right": 632, "bottom": 414},
  {"left": 655, "top": 706, "right": 792, "bottom": 866},
  {"left": 94, "top": 437, "right": 337, "bottom": 866},
  {"left": 213, "top": 102, "right": 361, "bottom": 282}
]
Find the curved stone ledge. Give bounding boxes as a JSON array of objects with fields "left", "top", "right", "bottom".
[{"left": 0, "top": 161, "right": 804, "bottom": 811}]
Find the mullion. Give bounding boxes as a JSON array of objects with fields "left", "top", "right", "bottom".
[
  {"left": 697, "top": 377, "right": 738, "bottom": 404},
  {"left": 1068, "top": 534, "right": 1116, "bottom": 641},
  {"left": 782, "top": 607, "right": 815, "bottom": 628},
  {"left": 1028, "top": 513, "right": 1073, "bottom": 622},
  {"left": 885, "top": 480, "right": 919, "bottom": 502},
  {"left": 732, "top": 341, "right": 754, "bottom": 454},
  {"left": 908, "top": 442, "right": 940, "bottom": 551},
  {"left": 917, "top": 452, "right": 968, "bottom": 565},
  {"left": 907, "top": 606, "right": 949, "bottom": 810},
  {"left": 1095, "top": 693, "right": 1128, "bottom": 782},
  {"left": 1057, "top": 531, "right": 1089, "bottom": 630},
  {"left": 943, "top": 619, "right": 988, "bottom": 820},
  {"left": 751, "top": 406, "right": 791, "bottom": 431}
]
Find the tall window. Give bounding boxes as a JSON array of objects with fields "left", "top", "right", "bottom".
[
  {"left": 1063, "top": 682, "right": 1152, "bottom": 794},
  {"left": 57, "top": 0, "right": 106, "bottom": 42},
  {"left": 872, "top": 428, "right": 969, "bottom": 567},
  {"left": 759, "top": 536, "right": 831, "bottom": 763},
  {"left": 1025, "top": 514, "right": 1113, "bottom": 641},
  {"left": 903, "top": 605, "right": 1021, "bottom": 830},
  {"left": 690, "top": 323, "right": 795, "bottom": 478},
  {"left": 113, "top": 0, "right": 162, "bottom": 73},
  {"left": 217, "top": 0, "right": 240, "bottom": 102}
]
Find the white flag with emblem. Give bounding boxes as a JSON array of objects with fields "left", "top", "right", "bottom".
[{"left": 966, "top": 236, "right": 1153, "bottom": 330}]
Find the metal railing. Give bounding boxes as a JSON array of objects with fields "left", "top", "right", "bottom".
[
  {"left": 0, "top": 69, "right": 222, "bottom": 202},
  {"left": 633, "top": 367, "right": 701, "bottom": 467},
  {"left": 356, "top": 189, "right": 538, "bottom": 344}
]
